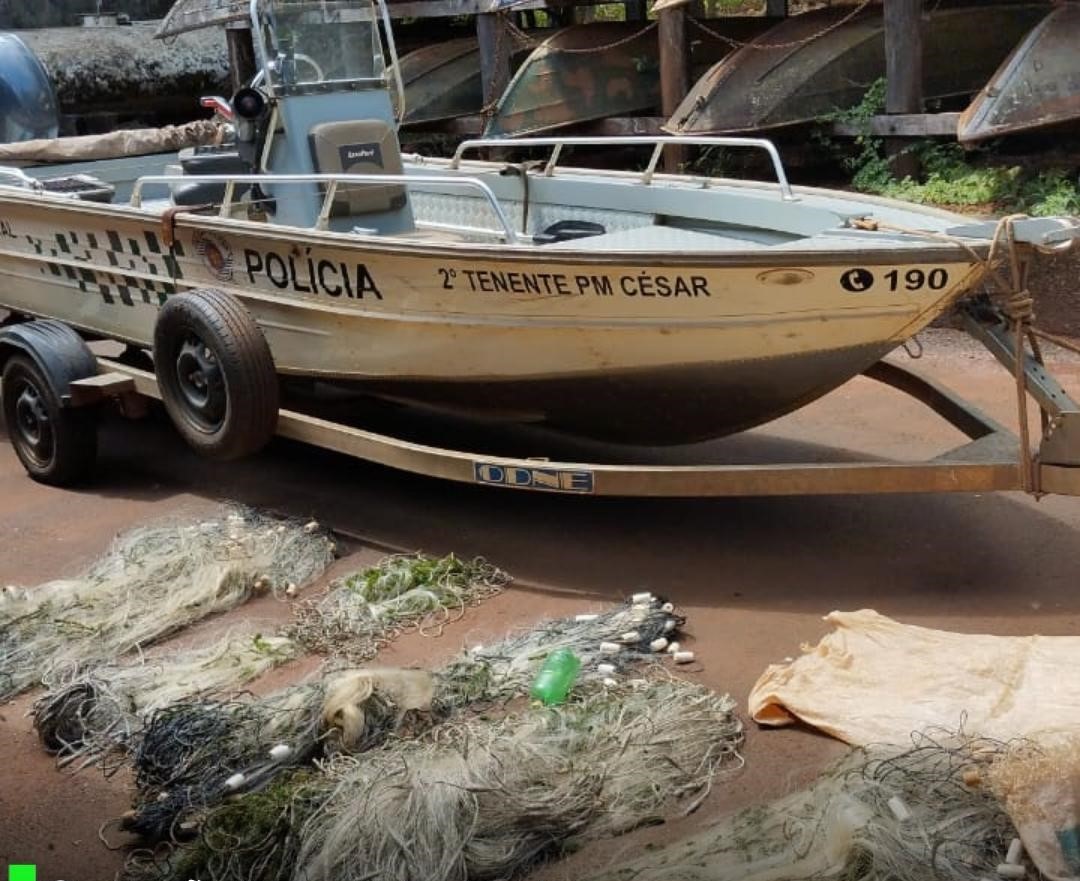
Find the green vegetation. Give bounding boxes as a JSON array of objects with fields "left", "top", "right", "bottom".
[{"left": 821, "top": 79, "right": 1080, "bottom": 217}]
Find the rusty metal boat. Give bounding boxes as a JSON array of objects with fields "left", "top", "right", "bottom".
[
  {"left": 392, "top": 36, "right": 531, "bottom": 128},
  {"left": 0, "top": 0, "right": 1078, "bottom": 483},
  {"left": 669, "top": 3, "right": 1049, "bottom": 135},
  {"left": 484, "top": 17, "right": 769, "bottom": 138},
  {"left": 958, "top": 3, "right": 1080, "bottom": 144}
]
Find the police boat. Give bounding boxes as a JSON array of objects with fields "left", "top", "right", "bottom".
[{"left": 0, "top": 0, "right": 1077, "bottom": 464}]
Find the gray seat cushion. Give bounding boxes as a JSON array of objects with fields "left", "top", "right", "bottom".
[{"left": 309, "top": 120, "right": 406, "bottom": 217}]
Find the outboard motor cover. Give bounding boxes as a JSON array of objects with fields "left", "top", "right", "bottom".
[{"left": 0, "top": 33, "right": 58, "bottom": 143}]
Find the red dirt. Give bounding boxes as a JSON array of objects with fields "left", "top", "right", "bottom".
[{"left": 2, "top": 329, "right": 1080, "bottom": 880}]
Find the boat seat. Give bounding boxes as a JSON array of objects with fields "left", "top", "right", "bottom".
[
  {"left": 39, "top": 174, "right": 114, "bottom": 203},
  {"left": 173, "top": 146, "right": 250, "bottom": 207},
  {"left": 309, "top": 119, "right": 407, "bottom": 218}
]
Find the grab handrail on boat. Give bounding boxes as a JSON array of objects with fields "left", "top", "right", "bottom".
[
  {"left": 450, "top": 136, "right": 796, "bottom": 201},
  {"left": 129, "top": 173, "right": 524, "bottom": 242},
  {"left": 0, "top": 166, "right": 43, "bottom": 191}
]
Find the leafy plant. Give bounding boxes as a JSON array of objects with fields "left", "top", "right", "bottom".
[{"left": 818, "top": 80, "right": 1080, "bottom": 216}]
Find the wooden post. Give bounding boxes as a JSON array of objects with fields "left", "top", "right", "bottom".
[
  {"left": 658, "top": 4, "right": 689, "bottom": 172},
  {"left": 226, "top": 24, "right": 258, "bottom": 94},
  {"left": 477, "top": 12, "right": 511, "bottom": 109},
  {"left": 883, "top": 0, "right": 923, "bottom": 178},
  {"left": 765, "top": 0, "right": 788, "bottom": 17}
]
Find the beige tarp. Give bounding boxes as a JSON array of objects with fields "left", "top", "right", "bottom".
[
  {"left": 0, "top": 121, "right": 225, "bottom": 166},
  {"left": 749, "top": 609, "right": 1080, "bottom": 745}
]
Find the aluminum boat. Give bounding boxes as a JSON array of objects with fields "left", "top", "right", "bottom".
[{"left": 0, "top": 0, "right": 1076, "bottom": 457}]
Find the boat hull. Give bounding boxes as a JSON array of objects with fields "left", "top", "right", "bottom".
[
  {"left": 670, "top": 4, "right": 1049, "bottom": 134},
  {"left": 394, "top": 37, "right": 532, "bottom": 127},
  {"left": 958, "top": 5, "right": 1080, "bottom": 143},
  {"left": 355, "top": 340, "right": 895, "bottom": 443},
  {"left": 0, "top": 187, "right": 983, "bottom": 443},
  {"left": 485, "top": 18, "right": 769, "bottom": 138}
]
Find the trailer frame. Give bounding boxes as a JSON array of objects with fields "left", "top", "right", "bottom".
[{"left": 65, "top": 309, "right": 1080, "bottom": 499}]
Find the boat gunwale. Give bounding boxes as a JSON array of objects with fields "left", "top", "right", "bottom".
[
  {"left": 0, "top": 184, "right": 990, "bottom": 267},
  {"left": 8, "top": 145, "right": 981, "bottom": 223},
  {"left": 0, "top": 141, "right": 998, "bottom": 268}
]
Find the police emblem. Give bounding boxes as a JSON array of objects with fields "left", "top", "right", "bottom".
[{"left": 193, "top": 230, "right": 235, "bottom": 282}]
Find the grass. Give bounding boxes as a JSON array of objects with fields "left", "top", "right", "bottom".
[
  {"left": 819, "top": 79, "right": 1080, "bottom": 217},
  {"left": 852, "top": 145, "right": 1080, "bottom": 217}
]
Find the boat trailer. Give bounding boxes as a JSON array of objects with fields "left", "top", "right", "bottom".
[{"left": 9, "top": 302, "right": 1075, "bottom": 500}]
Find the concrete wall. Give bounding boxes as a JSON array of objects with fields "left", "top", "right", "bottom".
[{"left": 0, "top": 1, "right": 174, "bottom": 29}]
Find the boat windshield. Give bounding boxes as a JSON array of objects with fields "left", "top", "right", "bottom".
[{"left": 258, "top": 0, "right": 386, "bottom": 92}]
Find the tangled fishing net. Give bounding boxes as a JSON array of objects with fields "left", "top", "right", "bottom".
[
  {"left": 297, "top": 679, "right": 743, "bottom": 881},
  {"left": 124, "top": 677, "right": 743, "bottom": 881},
  {"left": 32, "top": 632, "right": 298, "bottom": 767},
  {"left": 0, "top": 507, "right": 335, "bottom": 702},
  {"left": 290, "top": 553, "right": 510, "bottom": 662},
  {"left": 986, "top": 734, "right": 1080, "bottom": 880},
  {"left": 120, "top": 597, "right": 697, "bottom": 855},
  {"left": 592, "top": 729, "right": 1037, "bottom": 881},
  {"left": 122, "top": 665, "right": 441, "bottom": 841},
  {"left": 435, "top": 595, "right": 687, "bottom": 711}
]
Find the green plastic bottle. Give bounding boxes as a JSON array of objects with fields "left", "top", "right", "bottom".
[{"left": 530, "top": 648, "right": 582, "bottom": 705}]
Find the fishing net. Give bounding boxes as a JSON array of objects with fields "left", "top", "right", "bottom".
[
  {"left": 434, "top": 596, "right": 686, "bottom": 711},
  {"left": 290, "top": 553, "right": 510, "bottom": 663},
  {"left": 592, "top": 729, "right": 1029, "bottom": 881},
  {"left": 122, "top": 666, "right": 440, "bottom": 841},
  {"left": 296, "top": 679, "right": 743, "bottom": 881},
  {"left": 0, "top": 507, "right": 335, "bottom": 703},
  {"left": 32, "top": 632, "right": 298, "bottom": 767},
  {"left": 125, "top": 677, "right": 743, "bottom": 881},
  {"left": 120, "top": 597, "right": 692, "bottom": 851},
  {"left": 986, "top": 735, "right": 1080, "bottom": 880}
]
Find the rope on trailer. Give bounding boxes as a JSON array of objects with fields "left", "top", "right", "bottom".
[{"left": 850, "top": 213, "right": 1080, "bottom": 495}]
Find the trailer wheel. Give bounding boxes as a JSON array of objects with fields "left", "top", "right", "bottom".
[
  {"left": 153, "top": 289, "right": 278, "bottom": 460},
  {"left": 2, "top": 355, "right": 97, "bottom": 485}
]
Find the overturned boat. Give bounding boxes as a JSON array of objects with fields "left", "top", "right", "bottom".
[
  {"left": 670, "top": 3, "right": 1049, "bottom": 134},
  {"left": 392, "top": 36, "right": 532, "bottom": 128},
  {"left": 958, "top": 3, "right": 1080, "bottom": 143},
  {"left": 0, "top": 0, "right": 1077, "bottom": 479},
  {"left": 485, "top": 17, "right": 770, "bottom": 138}
]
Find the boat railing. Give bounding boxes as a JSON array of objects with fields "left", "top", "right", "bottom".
[
  {"left": 450, "top": 136, "right": 797, "bottom": 201},
  {"left": 130, "top": 173, "right": 525, "bottom": 242},
  {"left": 0, "top": 166, "right": 43, "bottom": 191}
]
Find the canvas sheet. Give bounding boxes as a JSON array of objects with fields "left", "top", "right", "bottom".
[
  {"left": 749, "top": 609, "right": 1080, "bottom": 745},
  {"left": 0, "top": 120, "right": 224, "bottom": 165}
]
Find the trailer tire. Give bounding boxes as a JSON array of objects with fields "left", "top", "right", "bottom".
[
  {"left": 2, "top": 355, "right": 98, "bottom": 485},
  {"left": 153, "top": 289, "right": 278, "bottom": 461}
]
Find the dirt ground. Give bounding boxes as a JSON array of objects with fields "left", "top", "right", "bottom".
[{"left": 2, "top": 329, "right": 1080, "bottom": 881}]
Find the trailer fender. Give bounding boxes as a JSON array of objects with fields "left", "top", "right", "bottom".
[{"left": 0, "top": 320, "right": 98, "bottom": 405}]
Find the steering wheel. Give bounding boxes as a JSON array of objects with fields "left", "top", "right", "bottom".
[
  {"left": 291, "top": 52, "right": 326, "bottom": 83},
  {"left": 254, "top": 52, "right": 327, "bottom": 87}
]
